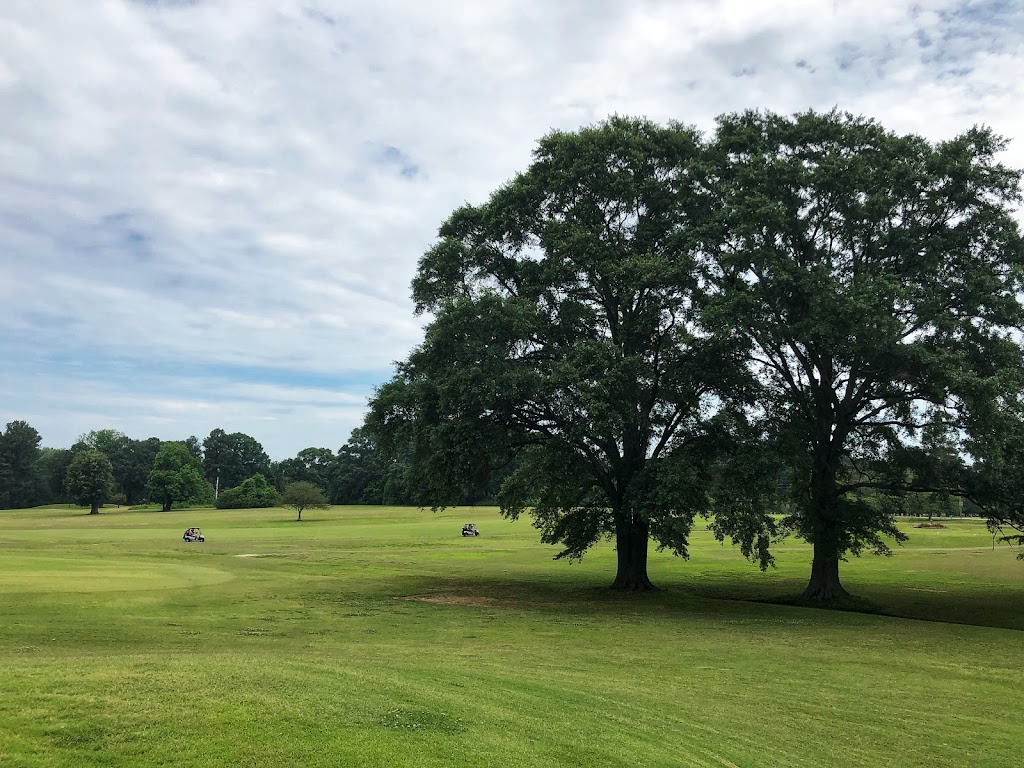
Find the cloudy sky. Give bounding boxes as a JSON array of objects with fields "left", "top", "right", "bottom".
[{"left": 1, "top": 0, "right": 1022, "bottom": 459}]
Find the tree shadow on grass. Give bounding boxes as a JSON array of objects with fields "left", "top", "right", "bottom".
[
  {"left": 379, "top": 571, "right": 1024, "bottom": 632},
  {"left": 668, "top": 578, "right": 1024, "bottom": 632}
]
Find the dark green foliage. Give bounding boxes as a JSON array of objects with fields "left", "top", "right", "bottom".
[
  {"left": 265, "top": 436, "right": 415, "bottom": 506},
  {"left": 281, "top": 481, "right": 330, "bottom": 521},
  {"left": 276, "top": 447, "right": 335, "bottom": 490},
  {"left": 215, "top": 474, "right": 281, "bottom": 509},
  {"left": 371, "top": 116, "right": 768, "bottom": 590},
  {"left": 898, "top": 488, "right": 960, "bottom": 520},
  {"left": 65, "top": 449, "right": 115, "bottom": 514},
  {"left": 327, "top": 432, "right": 376, "bottom": 503},
  {"left": 77, "top": 429, "right": 128, "bottom": 459},
  {"left": 119, "top": 437, "right": 163, "bottom": 504},
  {"left": 35, "top": 447, "right": 73, "bottom": 504},
  {"left": 146, "top": 442, "right": 212, "bottom": 512},
  {"left": 0, "top": 421, "right": 42, "bottom": 508},
  {"left": 327, "top": 427, "right": 414, "bottom": 505},
  {"left": 202, "top": 429, "right": 271, "bottom": 491},
  {"left": 703, "top": 109, "right": 1024, "bottom": 599},
  {"left": 77, "top": 430, "right": 163, "bottom": 504},
  {"left": 703, "top": 418, "right": 787, "bottom": 564},
  {"left": 963, "top": 404, "right": 1024, "bottom": 557},
  {"left": 380, "top": 467, "right": 407, "bottom": 506},
  {"left": 183, "top": 435, "right": 203, "bottom": 461}
]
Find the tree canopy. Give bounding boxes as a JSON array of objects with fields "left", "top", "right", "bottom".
[
  {"left": 370, "top": 116, "right": 769, "bottom": 590},
  {"left": 215, "top": 474, "right": 281, "bottom": 509},
  {"left": 327, "top": 428, "right": 386, "bottom": 504},
  {"left": 962, "top": 396, "right": 1024, "bottom": 557},
  {"left": 147, "top": 442, "right": 212, "bottom": 512},
  {"left": 203, "top": 429, "right": 271, "bottom": 492},
  {"left": 0, "top": 421, "right": 42, "bottom": 509},
  {"left": 281, "top": 481, "right": 330, "bottom": 521},
  {"left": 276, "top": 447, "right": 335, "bottom": 490},
  {"left": 65, "top": 449, "right": 115, "bottom": 514},
  {"left": 73, "top": 430, "right": 168, "bottom": 505},
  {"left": 35, "top": 447, "right": 73, "bottom": 505},
  {"left": 702, "top": 110, "right": 1024, "bottom": 600},
  {"left": 371, "top": 110, "right": 1024, "bottom": 598}
]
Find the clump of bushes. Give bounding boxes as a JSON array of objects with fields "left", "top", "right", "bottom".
[{"left": 215, "top": 474, "right": 281, "bottom": 509}]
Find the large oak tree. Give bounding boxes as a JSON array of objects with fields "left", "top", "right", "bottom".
[
  {"left": 371, "top": 117, "right": 768, "bottom": 590},
  {"left": 703, "top": 110, "right": 1024, "bottom": 601}
]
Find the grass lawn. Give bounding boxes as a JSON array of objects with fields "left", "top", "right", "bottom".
[{"left": 1, "top": 505, "right": 1021, "bottom": 767}]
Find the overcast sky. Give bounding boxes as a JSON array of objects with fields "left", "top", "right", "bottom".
[{"left": 1, "top": 0, "right": 1022, "bottom": 459}]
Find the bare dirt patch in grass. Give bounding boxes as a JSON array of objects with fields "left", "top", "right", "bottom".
[
  {"left": 235, "top": 553, "right": 285, "bottom": 558},
  {"left": 396, "top": 593, "right": 508, "bottom": 607}
]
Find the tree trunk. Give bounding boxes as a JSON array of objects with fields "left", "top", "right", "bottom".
[
  {"left": 611, "top": 513, "right": 655, "bottom": 591},
  {"left": 801, "top": 538, "right": 850, "bottom": 602},
  {"left": 802, "top": 433, "right": 852, "bottom": 603},
  {"left": 162, "top": 500, "right": 172, "bottom": 512},
  {"left": 297, "top": 507, "right": 303, "bottom": 522},
  {"left": 90, "top": 502, "right": 99, "bottom": 515}
]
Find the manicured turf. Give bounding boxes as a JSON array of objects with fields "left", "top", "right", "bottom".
[{"left": 1, "top": 505, "right": 1022, "bottom": 767}]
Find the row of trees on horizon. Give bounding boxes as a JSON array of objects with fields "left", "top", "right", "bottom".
[
  {"left": 0, "top": 422, "right": 428, "bottom": 513},
  {"left": 0, "top": 417, "right": 967, "bottom": 519}
]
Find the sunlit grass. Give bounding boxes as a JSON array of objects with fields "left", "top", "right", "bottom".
[{"left": 1, "top": 505, "right": 1021, "bottom": 767}]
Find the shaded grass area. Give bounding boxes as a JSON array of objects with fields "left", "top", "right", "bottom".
[{"left": 1, "top": 505, "right": 1022, "bottom": 767}]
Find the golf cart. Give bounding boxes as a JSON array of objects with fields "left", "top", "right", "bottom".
[
  {"left": 461, "top": 523, "right": 480, "bottom": 537},
  {"left": 183, "top": 527, "right": 205, "bottom": 542}
]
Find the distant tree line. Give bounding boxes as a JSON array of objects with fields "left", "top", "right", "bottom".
[{"left": 0, "top": 421, "right": 447, "bottom": 512}]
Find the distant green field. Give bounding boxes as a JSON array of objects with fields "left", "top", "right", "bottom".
[{"left": 1, "top": 505, "right": 1021, "bottom": 767}]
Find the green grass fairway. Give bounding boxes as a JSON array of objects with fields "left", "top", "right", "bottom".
[{"left": 1, "top": 506, "right": 1022, "bottom": 767}]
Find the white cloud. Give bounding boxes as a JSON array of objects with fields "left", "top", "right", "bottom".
[{"left": 1, "top": 0, "right": 1022, "bottom": 457}]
